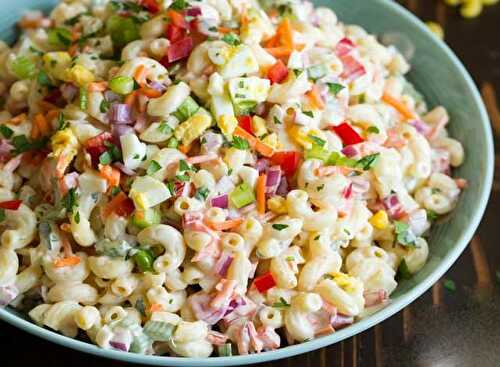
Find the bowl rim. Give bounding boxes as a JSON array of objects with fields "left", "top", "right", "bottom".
[{"left": 0, "top": 0, "right": 494, "bottom": 365}]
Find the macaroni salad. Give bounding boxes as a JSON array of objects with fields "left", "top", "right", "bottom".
[{"left": 0, "top": 0, "right": 466, "bottom": 357}]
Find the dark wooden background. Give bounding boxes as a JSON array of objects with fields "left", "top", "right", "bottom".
[{"left": 1, "top": 0, "right": 499, "bottom": 366}]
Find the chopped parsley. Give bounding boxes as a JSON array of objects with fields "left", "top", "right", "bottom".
[
  {"left": 57, "top": 113, "right": 68, "bottom": 130},
  {"left": 179, "top": 159, "right": 193, "bottom": 172},
  {"left": 221, "top": 33, "right": 241, "bottom": 46},
  {"left": 323, "top": 274, "right": 335, "bottom": 280},
  {"left": 37, "top": 70, "right": 52, "bottom": 88},
  {"left": 273, "top": 116, "right": 282, "bottom": 125},
  {"left": 426, "top": 209, "right": 438, "bottom": 221},
  {"left": 367, "top": 126, "right": 380, "bottom": 134},
  {"left": 285, "top": 256, "right": 295, "bottom": 261},
  {"left": 316, "top": 184, "right": 325, "bottom": 192},
  {"left": 111, "top": 187, "right": 121, "bottom": 196},
  {"left": 74, "top": 211, "right": 80, "bottom": 224},
  {"left": 327, "top": 82, "right": 345, "bottom": 96},
  {"left": 176, "top": 173, "right": 191, "bottom": 182},
  {"left": 314, "top": 235, "right": 320, "bottom": 241},
  {"left": 272, "top": 223, "right": 288, "bottom": 231},
  {"left": 157, "top": 121, "right": 173, "bottom": 135},
  {"left": 62, "top": 188, "right": 78, "bottom": 215},
  {"left": 99, "top": 98, "right": 110, "bottom": 113},
  {"left": 292, "top": 69, "right": 302, "bottom": 77},
  {"left": 0, "top": 208, "right": 5, "bottom": 223},
  {"left": 272, "top": 297, "right": 291, "bottom": 309},
  {"left": 11, "top": 135, "right": 48, "bottom": 154},
  {"left": 231, "top": 136, "right": 250, "bottom": 150},
  {"left": 496, "top": 270, "right": 500, "bottom": 286},
  {"left": 303, "top": 110, "right": 314, "bottom": 118},
  {"left": 431, "top": 188, "right": 441, "bottom": 194},
  {"left": 394, "top": 221, "right": 417, "bottom": 247},
  {"left": 135, "top": 298, "right": 146, "bottom": 317},
  {"left": 0, "top": 125, "right": 13, "bottom": 139},
  {"left": 195, "top": 187, "right": 210, "bottom": 201},
  {"left": 99, "top": 151, "right": 113, "bottom": 165},
  {"left": 147, "top": 160, "right": 162, "bottom": 175},
  {"left": 356, "top": 153, "right": 380, "bottom": 171},
  {"left": 443, "top": 279, "right": 456, "bottom": 292},
  {"left": 166, "top": 181, "right": 176, "bottom": 196},
  {"left": 170, "top": 0, "right": 189, "bottom": 10}
]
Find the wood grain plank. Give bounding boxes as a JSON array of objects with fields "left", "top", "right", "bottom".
[
  {"left": 432, "top": 281, "right": 443, "bottom": 306},
  {"left": 374, "top": 325, "right": 384, "bottom": 367},
  {"left": 481, "top": 82, "right": 500, "bottom": 136},
  {"left": 470, "top": 235, "right": 493, "bottom": 288},
  {"left": 402, "top": 307, "right": 413, "bottom": 343}
]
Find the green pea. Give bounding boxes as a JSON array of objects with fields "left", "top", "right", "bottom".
[{"left": 133, "top": 249, "right": 154, "bottom": 272}]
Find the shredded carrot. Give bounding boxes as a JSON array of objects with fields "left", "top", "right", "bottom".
[
  {"left": 306, "top": 85, "right": 325, "bottom": 110},
  {"left": 68, "top": 43, "right": 79, "bottom": 57},
  {"left": 30, "top": 122, "right": 40, "bottom": 139},
  {"left": 268, "top": 8, "right": 279, "bottom": 19},
  {"left": 139, "top": 87, "right": 162, "bottom": 98},
  {"left": 102, "top": 192, "right": 131, "bottom": 218},
  {"left": 277, "top": 18, "right": 294, "bottom": 49},
  {"left": 256, "top": 173, "right": 267, "bottom": 215},
  {"left": 264, "top": 47, "right": 292, "bottom": 58},
  {"left": 88, "top": 81, "right": 108, "bottom": 92},
  {"left": 133, "top": 64, "right": 147, "bottom": 86},
  {"left": 124, "top": 91, "right": 137, "bottom": 107},
  {"left": 382, "top": 92, "right": 415, "bottom": 120},
  {"left": 34, "top": 113, "right": 50, "bottom": 136},
  {"left": 46, "top": 109, "right": 61, "bottom": 123},
  {"left": 178, "top": 144, "right": 192, "bottom": 154},
  {"left": 233, "top": 126, "right": 274, "bottom": 157},
  {"left": 217, "top": 26, "right": 233, "bottom": 34},
  {"left": 149, "top": 303, "right": 163, "bottom": 313},
  {"left": 186, "top": 153, "right": 218, "bottom": 165},
  {"left": 60, "top": 223, "right": 71, "bottom": 232},
  {"left": 6, "top": 113, "right": 26, "bottom": 125},
  {"left": 54, "top": 255, "right": 81, "bottom": 268},
  {"left": 55, "top": 153, "right": 70, "bottom": 178},
  {"left": 206, "top": 218, "right": 244, "bottom": 231},
  {"left": 265, "top": 33, "right": 281, "bottom": 48},
  {"left": 98, "top": 164, "right": 121, "bottom": 187}
]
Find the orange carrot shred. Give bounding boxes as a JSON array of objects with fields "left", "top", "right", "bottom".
[
  {"left": 124, "top": 91, "right": 137, "bottom": 107},
  {"left": 178, "top": 144, "right": 192, "bottom": 154},
  {"left": 88, "top": 81, "right": 108, "bottom": 92},
  {"left": 133, "top": 64, "right": 147, "bottom": 86},
  {"left": 306, "top": 85, "right": 325, "bottom": 110},
  {"left": 139, "top": 87, "right": 162, "bottom": 98},
  {"left": 206, "top": 218, "right": 244, "bottom": 231},
  {"left": 53, "top": 256, "right": 81, "bottom": 268},
  {"left": 264, "top": 47, "right": 292, "bottom": 58},
  {"left": 60, "top": 223, "right": 71, "bottom": 232},
  {"left": 256, "top": 173, "right": 267, "bottom": 215},
  {"left": 6, "top": 113, "right": 26, "bottom": 125},
  {"left": 98, "top": 164, "right": 121, "bottom": 187},
  {"left": 149, "top": 303, "right": 163, "bottom": 313},
  {"left": 382, "top": 92, "right": 415, "bottom": 120}
]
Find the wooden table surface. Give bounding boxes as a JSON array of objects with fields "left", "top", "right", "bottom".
[{"left": 1, "top": 1, "right": 499, "bottom": 366}]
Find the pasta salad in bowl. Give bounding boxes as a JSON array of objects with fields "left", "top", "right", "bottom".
[{"left": 0, "top": 0, "right": 492, "bottom": 364}]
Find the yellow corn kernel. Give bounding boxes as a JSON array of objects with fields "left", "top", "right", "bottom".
[
  {"left": 369, "top": 210, "right": 389, "bottom": 230},
  {"left": 460, "top": 0, "right": 482, "bottom": 17},
  {"left": 65, "top": 64, "right": 95, "bottom": 87},
  {"left": 444, "top": 0, "right": 462, "bottom": 5},
  {"left": 174, "top": 113, "right": 212, "bottom": 146},
  {"left": 267, "top": 195, "right": 287, "bottom": 214},
  {"left": 331, "top": 272, "right": 355, "bottom": 292},
  {"left": 262, "top": 133, "right": 280, "bottom": 150},
  {"left": 217, "top": 114, "right": 238, "bottom": 137},
  {"left": 482, "top": 0, "right": 498, "bottom": 5},
  {"left": 426, "top": 22, "right": 444, "bottom": 39},
  {"left": 51, "top": 128, "right": 79, "bottom": 158},
  {"left": 251, "top": 116, "right": 267, "bottom": 138},
  {"left": 288, "top": 125, "right": 327, "bottom": 150},
  {"left": 43, "top": 52, "right": 72, "bottom": 81}
]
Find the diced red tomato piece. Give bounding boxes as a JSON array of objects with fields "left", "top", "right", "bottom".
[
  {"left": 140, "top": 0, "right": 160, "bottom": 13},
  {"left": 339, "top": 55, "right": 366, "bottom": 82},
  {"left": 103, "top": 192, "right": 135, "bottom": 218},
  {"left": 166, "top": 37, "right": 194, "bottom": 63},
  {"left": 0, "top": 200, "right": 23, "bottom": 210},
  {"left": 166, "top": 24, "right": 186, "bottom": 43},
  {"left": 253, "top": 272, "right": 276, "bottom": 293},
  {"left": 270, "top": 151, "right": 301, "bottom": 178},
  {"left": 237, "top": 115, "right": 253, "bottom": 135},
  {"left": 267, "top": 60, "right": 289, "bottom": 84},
  {"left": 335, "top": 37, "right": 356, "bottom": 57},
  {"left": 84, "top": 132, "right": 114, "bottom": 167},
  {"left": 332, "top": 122, "right": 364, "bottom": 146}
]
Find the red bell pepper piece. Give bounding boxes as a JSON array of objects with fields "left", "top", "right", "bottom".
[
  {"left": 0, "top": 200, "right": 22, "bottom": 210},
  {"left": 84, "top": 132, "right": 114, "bottom": 167},
  {"left": 335, "top": 38, "right": 356, "bottom": 57},
  {"left": 103, "top": 192, "right": 135, "bottom": 218},
  {"left": 237, "top": 115, "right": 253, "bottom": 135},
  {"left": 166, "top": 24, "right": 186, "bottom": 43},
  {"left": 332, "top": 122, "right": 364, "bottom": 146},
  {"left": 339, "top": 55, "right": 366, "bottom": 82},
  {"left": 253, "top": 272, "right": 276, "bottom": 293},
  {"left": 270, "top": 151, "right": 301, "bottom": 178},
  {"left": 267, "top": 60, "right": 289, "bottom": 84},
  {"left": 140, "top": 0, "right": 160, "bottom": 14},
  {"left": 166, "top": 37, "right": 194, "bottom": 63}
]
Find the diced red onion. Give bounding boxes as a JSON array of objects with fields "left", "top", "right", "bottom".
[
  {"left": 215, "top": 176, "right": 235, "bottom": 194},
  {"left": 62, "top": 172, "right": 79, "bottom": 190},
  {"left": 44, "top": 88, "right": 64, "bottom": 107},
  {"left": 335, "top": 38, "right": 356, "bottom": 57},
  {"left": 255, "top": 159, "right": 270, "bottom": 174},
  {"left": 275, "top": 176, "right": 289, "bottom": 197},
  {"left": 0, "top": 139, "right": 13, "bottom": 161},
  {"left": 201, "top": 131, "right": 223, "bottom": 153},
  {"left": 189, "top": 292, "right": 227, "bottom": 325},
  {"left": 383, "top": 193, "right": 406, "bottom": 219},
  {"left": 408, "top": 209, "right": 430, "bottom": 236},
  {"left": 339, "top": 55, "right": 366, "bottom": 82},
  {"left": 349, "top": 175, "right": 370, "bottom": 196},
  {"left": 104, "top": 90, "right": 121, "bottom": 104},
  {"left": 342, "top": 182, "right": 353, "bottom": 199},
  {"left": 148, "top": 80, "right": 167, "bottom": 93},
  {"left": 408, "top": 119, "right": 432, "bottom": 136},
  {"left": 60, "top": 83, "right": 78, "bottom": 102},
  {"left": 255, "top": 102, "right": 266, "bottom": 116},
  {"left": 4, "top": 154, "right": 22, "bottom": 172},
  {"left": 186, "top": 7, "right": 202, "bottom": 16},
  {"left": 265, "top": 166, "right": 282, "bottom": 195},
  {"left": 331, "top": 313, "right": 354, "bottom": 329},
  {"left": 110, "top": 104, "right": 132, "bottom": 124},
  {"left": 0, "top": 285, "right": 18, "bottom": 306},
  {"left": 341, "top": 144, "right": 360, "bottom": 158},
  {"left": 112, "top": 124, "right": 134, "bottom": 139},
  {"left": 363, "top": 290, "right": 387, "bottom": 307},
  {"left": 431, "top": 148, "right": 450, "bottom": 174},
  {"left": 133, "top": 112, "right": 147, "bottom": 133},
  {"left": 113, "top": 162, "right": 136, "bottom": 176},
  {"left": 211, "top": 194, "right": 228, "bottom": 209},
  {"left": 227, "top": 208, "right": 240, "bottom": 219},
  {"left": 214, "top": 251, "right": 234, "bottom": 277},
  {"left": 109, "top": 328, "right": 132, "bottom": 352}
]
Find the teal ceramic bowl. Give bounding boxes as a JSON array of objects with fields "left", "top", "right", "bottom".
[{"left": 0, "top": 0, "right": 494, "bottom": 365}]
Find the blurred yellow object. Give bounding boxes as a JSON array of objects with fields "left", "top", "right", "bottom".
[
  {"left": 217, "top": 114, "right": 238, "bottom": 137},
  {"left": 461, "top": 0, "right": 483, "bottom": 17},
  {"left": 267, "top": 196, "right": 287, "bottom": 214},
  {"left": 370, "top": 210, "right": 389, "bottom": 230},
  {"left": 444, "top": 0, "right": 462, "bottom": 5},
  {"left": 482, "top": 0, "right": 499, "bottom": 5},
  {"left": 426, "top": 22, "right": 444, "bottom": 39},
  {"left": 65, "top": 65, "right": 95, "bottom": 87}
]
